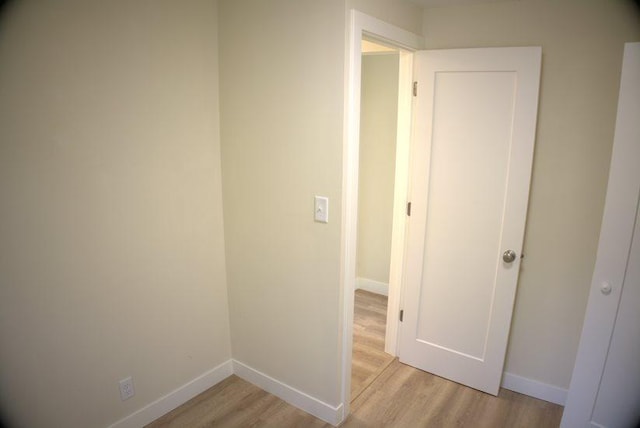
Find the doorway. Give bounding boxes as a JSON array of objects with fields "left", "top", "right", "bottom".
[
  {"left": 350, "top": 40, "right": 400, "bottom": 401},
  {"left": 341, "top": 10, "right": 541, "bottom": 423},
  {"left": 340, "top": 11, "right": 422, "bottom": 419}
]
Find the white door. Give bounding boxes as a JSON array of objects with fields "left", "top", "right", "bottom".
[
  {"left": 399, "top": 47, "right": 542, "bottom": 395},
  {"left": 561, "top": 42, "right": 640, "bottom": 428}
]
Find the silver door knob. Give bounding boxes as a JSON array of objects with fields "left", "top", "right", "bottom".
[{"left": 503, "top": 250, "right": 517, "bottom": 263}]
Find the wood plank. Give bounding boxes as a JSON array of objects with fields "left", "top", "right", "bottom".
[
  {"left": 145, "top": 375, "right": 326, "bottom": 428},
  {"left": 347, "top": 359, "right": 563, "bottom": 427},
  {"left": 351, "top": 289, "right": 395, "bottom": 400}
]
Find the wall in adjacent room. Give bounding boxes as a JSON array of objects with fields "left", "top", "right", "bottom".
[
  {"left": 357, "top": 54, "right": 399, "bottom": 287},
  {"left": 0, "top": 1, "right": 231, "bottom": 427},
  {"left": 421, "top": 0, "right": 640, "bottom": 389}
]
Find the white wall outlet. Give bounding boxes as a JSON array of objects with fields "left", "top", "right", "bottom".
[
  {"left": 119, "top": 376, "right": 135, "bottom": 401},
  {"left": 314, "top": 196, "right": 329, "bottom": 223}
]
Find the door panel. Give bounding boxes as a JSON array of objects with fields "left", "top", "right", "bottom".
[
  {"left": 418, "top": 71, "right": 515, "bottom": 360},
  {"left": 400, "top": 47, "right": 541, "bottom": 395}
]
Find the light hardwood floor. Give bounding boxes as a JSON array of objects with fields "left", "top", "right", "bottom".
[
  {"left": 147, "top": 290, "right": 564, "bottom": 427},
  {"left": 146, "top": 374, "right": 326, "bottom": 428},
  {"left": 345, "top": 359, "right": 563, "bottom": 427},
  {"left": 351, "top": 289, "right": 394, "bottom": 400}
]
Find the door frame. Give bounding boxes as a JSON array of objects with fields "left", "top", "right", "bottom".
[{"left": 339, "top": 10, "right": 423, "bottom": 420}]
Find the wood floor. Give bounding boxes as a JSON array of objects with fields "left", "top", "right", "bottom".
[
  {"left": 351, "top": 289, "right": 395, "bottom": 400},
  {"left": 346, "top": 359, "right": 563, "bottom": 427},
  {"left": 146, "top": 375, "right": 326, "bottom": 428},
  {"left": 147, "top": 290, "right": 564, "bottom": 427}
]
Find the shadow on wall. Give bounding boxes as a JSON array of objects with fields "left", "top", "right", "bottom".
[
  {"left": 0, "top": 406, "right": 7, "bottom": 428},
  {"left": 1, "top": 5, "right": 23, "bottom": 428},
  {"left": 0, "top": 0, "right": 14, "bottom": 27},
  {"left": 0, "top": 0, "right": 12, "bottom": 13}
]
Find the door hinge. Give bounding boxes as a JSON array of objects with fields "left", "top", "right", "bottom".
[
  {"left": 413, "top": 81, "right": 418, "bottom": 97},
  {"left": 399, "top": 309, "right": 404, "bottom": 322},
  {"left": 407, "top": 202, "right": 412, "bottom": 216}
]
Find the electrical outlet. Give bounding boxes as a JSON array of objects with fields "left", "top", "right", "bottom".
[{"left": 119, "top": 376, "right": 135, "bottom": 401}]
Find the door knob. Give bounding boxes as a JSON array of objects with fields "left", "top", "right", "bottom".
[
  {"left": 600, "top": 282, "right": 612, "bottom": 295},
  {"left": 502, "top": 250, "right": 517, "bottom": 263}
]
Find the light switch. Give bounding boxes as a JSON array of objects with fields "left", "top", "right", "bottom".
[{"left": 314, "top": 196, "right": 329, "bottom": 223}]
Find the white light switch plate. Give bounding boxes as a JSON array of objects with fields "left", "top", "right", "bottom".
[{"left": 314, "top": 196, "right": 329, "bottom": 223}]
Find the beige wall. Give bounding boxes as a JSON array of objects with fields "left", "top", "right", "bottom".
[
  {"left": 218, "top": 0, "right": 346, "bottom": 405},
  {"left": 0, "top": 0, "right": 424, "bottom": 425},
  {"left": 346, "top": 0, "right": 423, "bottom": 35},
  {"left": 357, "top": 54, "right": 399, "bottom": 285},
  {"left": 422, "top": 0, "right": 640, "bottom": 388},
  {"left": 0, "top": 1, "right": 231, "bottom": 427}
]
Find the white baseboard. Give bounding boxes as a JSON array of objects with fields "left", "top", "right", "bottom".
[
  {"left": 356, "top": 277, "right": 389, "bottom": 296},
  {"left": 107, "top": 360, "right": 562, "bottom": 427},
  {"left": 501, "top": 372, "right": 567, "bottom": 406},
  {"left": 232, "top": 360, "right": 344, "bottom": 426},
  {"left": 108, "top": 359, "right": 234, "bottom": 428},
  {"left": 107, "top": 359, "right": 344, "bottom": 427}
]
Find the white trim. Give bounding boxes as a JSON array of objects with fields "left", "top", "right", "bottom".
[
  {"left": 232, "top": 360, "right": 343, "bottom": 426},
  {"left": 339, "top": 9, "right": 360, "bottom": 421},
  {"left": 355, "top": 277, "right": 389, "bottom": 296},
  {"left": 362, "top": 51, "right": 399, "bottom": 57},
  {"left": 501, "top": 372, "right": 567, "bottom": 405},
  {"left": 107, "top": 359, "right": 234, "bottom": 428},
  {"left": 108, "top": 359, "right": 344, "bottom": 427},
  {"left": 341, "top": 9, "right": 424, "bottom": 421},
  {"left": 356, "top": 12, "right": 424, "bottom": 52},
  {"left": 385, "top": 49, "right": 413, "bottom": 357}
]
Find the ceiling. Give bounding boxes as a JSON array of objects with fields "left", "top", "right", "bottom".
[{"left": 408, "top": 0, "right": 520, "bottom": 7}]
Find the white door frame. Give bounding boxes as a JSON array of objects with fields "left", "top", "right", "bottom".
[{"left": 339, "top": 10, "right": 423, "bottom": 421}]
